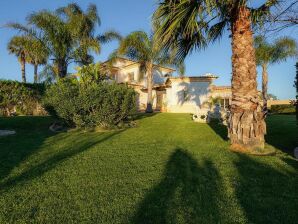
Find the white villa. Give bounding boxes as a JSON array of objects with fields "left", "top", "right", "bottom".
[{"left": 103, "top": 57, "right": 231, "bottom": 113}]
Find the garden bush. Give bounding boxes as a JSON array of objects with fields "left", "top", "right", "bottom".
[
  {"left": 0, "top": 80, "right": 46, "bottom": 116},
  {"left": 43, "top": 79, "right": 137, "bottom": 128},
  {"left": 269, "top": 104, "right": 295, "bottom": 114}
]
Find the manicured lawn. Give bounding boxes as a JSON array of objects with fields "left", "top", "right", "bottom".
[{"left": 0, "top": 114, "right": 297, "bottom": 223}]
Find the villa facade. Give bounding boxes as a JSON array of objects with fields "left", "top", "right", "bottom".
[{"left": 103, "top": 57, "right": 231, "bottom": 113}]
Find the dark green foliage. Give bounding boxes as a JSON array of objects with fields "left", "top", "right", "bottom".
[
  {"left": 43, "top": 79, "right": 137, "bottom": 128},
  {"left": 0, "top": 80, "right": 45, "bottom": 116},
  {"left": 269, "top": 104, "right": 295, "bottom": 114}
]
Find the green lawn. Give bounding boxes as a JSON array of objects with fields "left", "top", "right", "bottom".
[{"left": 0, "top": 114, "right": 297, "bottom": 223}]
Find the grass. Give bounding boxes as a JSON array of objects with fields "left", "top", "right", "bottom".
[{"left": 0, "top": 114, "right": 297, "bottom": 223}]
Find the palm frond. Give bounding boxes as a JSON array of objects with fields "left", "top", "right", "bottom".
[
  {"left": 117, "top": 31, "right": 151, "bottom": 62},
  {"left": 272, "top": 37, "right": 297, "bottom": 63},
  {"left": 250, "top": 0, "right": 281, "bottom": 25},
  {"left": 98, "top": 30, "right": 122, "bottom": 43}
]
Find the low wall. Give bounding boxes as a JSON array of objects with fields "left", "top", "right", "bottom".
[{"left": 267, "top": 100, "right": 292, "bottom": 108}]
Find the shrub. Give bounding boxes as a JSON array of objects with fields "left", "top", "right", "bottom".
[
  {"left": 0, "top": 80, "right": 46, "bottom": 116},
  {"left": 43, "top": 79, "right": 137, "bottom": 128},
  {"left": 269, "top": 104, "right": 295, "bottom": 114}
]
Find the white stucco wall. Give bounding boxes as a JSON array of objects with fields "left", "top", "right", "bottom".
[
  {"left": 111, "top": 59, "right": 171, "bottom": 85},
  {"left": 135, "top": 89, "right": 160, "bottom": 111},
  {"left": 165, "top": 80, "right": 211, "bottom": 114},
  {"left": 211, "top": 91, "right": 231, "bottom": 99}
]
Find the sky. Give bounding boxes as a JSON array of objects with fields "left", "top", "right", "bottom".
[{"left": 0, "top": 0, "right": 297, "bottom": 99}]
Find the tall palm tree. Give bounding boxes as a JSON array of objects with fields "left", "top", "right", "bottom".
[
  {"left": 8, "top": 11, "right": 76, "bottom": 78},
  {"left": 254, "top": 35, "right": 297, "bottom": 115},
  {"left": 153, "top": 0, "right": 279, "bottom": 151},
  {"left": 38, "top": 63, "right": 58, "bottom": 84},
  {"left": 57, "top": 3, "right": 122, "bottom": 65},
  {"left": 27, "top": 37, "right": 49, "bottom": 83},
  {"left": 7, "top": 3, "right": 120, "bottom": 78},
  {"left": 7, "top": 35, "right": 30, "bottom": 83},
  {"left": 56, "top": 3, "right": 100, "bottom": 66},
  {"left": 116, "top": 31, "right": 182, "bottom": 113}
]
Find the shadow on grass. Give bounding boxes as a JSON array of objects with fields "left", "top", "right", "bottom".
[
  {"left": 132, "top": 112, "right": 158, "bottom": 121},
  {"left": 133, "top": 149, "right": 298, "bottom": 224},
  {"left": 0, "top": 116, "right": 55, "bottom": 182},
  {"left": 207, "top": 120, "right": 229, "bottom": 141},
  {"left": 207, "top": 115, "right": 298, "bottom": 157},
  {"left": 0, "top": 116, "right": 123, "bottom": 191},
  {"left": 265, "top": 115, "right": 298, "bottom": 156},
  {"left": 132, "top": 148, "right": 225, "bottom": 224},
  {"left": 234, "top": 153, "right": 298, "bottom": 223}
]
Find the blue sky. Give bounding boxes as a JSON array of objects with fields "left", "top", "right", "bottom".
[{"left": 0, "top": 0, "right": 297, "bottom": 99}]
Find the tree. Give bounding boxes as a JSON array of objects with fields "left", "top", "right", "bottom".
[
  {"left": 116, "top": 31, "right": 183, "bottom": 113},
  {"left": 264, "top": 0, "right": 298, "bottom": 32},
  {"left": 57, "top": 3, "right": 122, "bottom": 66},
  {"left": 267, "top": 93, "right": 278, "bottom": 100},
  {"left": 7, "top": 3, "right": 120, "bottom": 78},
  {"left": 153, "top": 0, "right": 279, "bottom": 151},
  {"left": 38, "top": 63, "right": 58, "bottom": 84},
  {"left": 254, "top": 35, "right": 297, "bottom": 116},
  {"left": 7, "top": 35, "right": 31, "bottom": 83},
  {"left": 26, "top": 37, "right": 49, "bottom": 83}
]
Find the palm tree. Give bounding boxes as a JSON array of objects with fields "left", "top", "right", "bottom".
[
  {"left": 153, "top": 0, "right": 279, "bottom": 151},
  {"left": 7, "top": 3, "right": 120, "bottom": 78},
  {"left": 27, "top": 37, "right": 49, "bottom": 83},
  {"left": 116, "top": 31, "right": 182, "bottom": 113},
  {"left": 9, "top": 11, "right": 76, "bottom": 78},
  {"left": 254, "top": 35, "right": 297, "bottom": 116},
  {"left": 7, "top": 35, "right": 30, "bottom": 83},
  {"left": 57, "top": 3, "right": 122, "bottom": 65},
  {"left": 38, "top": 63, "right": 58, "bottom": 84}
]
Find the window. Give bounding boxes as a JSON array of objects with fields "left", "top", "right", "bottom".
[
  {"left": 220, "top": 98, "right": 230, "bottom": 109},
  {"left": 110, "top": 74, "right": 117, "bottom": 81},
  {"left": 128, "top": 72, "right": 135, "bottom": 82}
]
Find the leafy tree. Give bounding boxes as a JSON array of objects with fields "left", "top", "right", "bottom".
[
  {"left": 153, "top": 0, "right": 279, "bottom": 151},
  {"left": 115, "top": 31, "right": 183, "bottom": 113},
  {"left": 254, "top": 35, "right": 297, "bottom": 115},
  {"left": 7, "top": 35, "right": 31, "bottom": 83},
  {"left": 75, "top": 63, "right": 110, "bottom": 85}
]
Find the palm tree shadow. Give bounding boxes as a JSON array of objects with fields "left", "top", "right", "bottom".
[
  {"left": 207, "top": 120, "right": 229, "bottom": 141},
  {"left": 132, "top": 148, "right": 224, "bottom": 224},
  {"left": 234, "top": 153, "right": 298, "bottom": 223},
  {"left": 0, "top": 129, "right": 123, "bottom": 191},
  {"left": 207, "top": 115, "right": 298, "bottom": 157},
  {"left": 265, "top": 115, "right": 298, "bottom": 156},
  {"left": 0, "top": 116, "right": 55, "bottom": 182}
]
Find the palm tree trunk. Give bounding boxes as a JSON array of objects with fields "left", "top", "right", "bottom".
[
  {"left": 145, "top": 62, "right": 153, "bottom": 113},
  {"left": 262, "top": 63, "right": 268, "bottom": 117},
  {"left": 21, "top": 54, "right": 26, "bottom": 83},
  {"left": 57, "top": 59, "right": 67, "bottom": 78},
  {"left": 229, "top": 6, "right": 266, "bottom": 151},
  {"left": 34, "top": 63, "right": 38, "bottom": 83}
]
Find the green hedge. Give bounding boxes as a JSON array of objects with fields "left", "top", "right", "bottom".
[
  {"left": 269, "top": 104, "right": 295, "bottom": 114},
  {"left": 0, "top": 80, "right": 46, "bottom": 116},
  {"left": 43, "top": 79, "right": 137, "bottom": 128}
]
